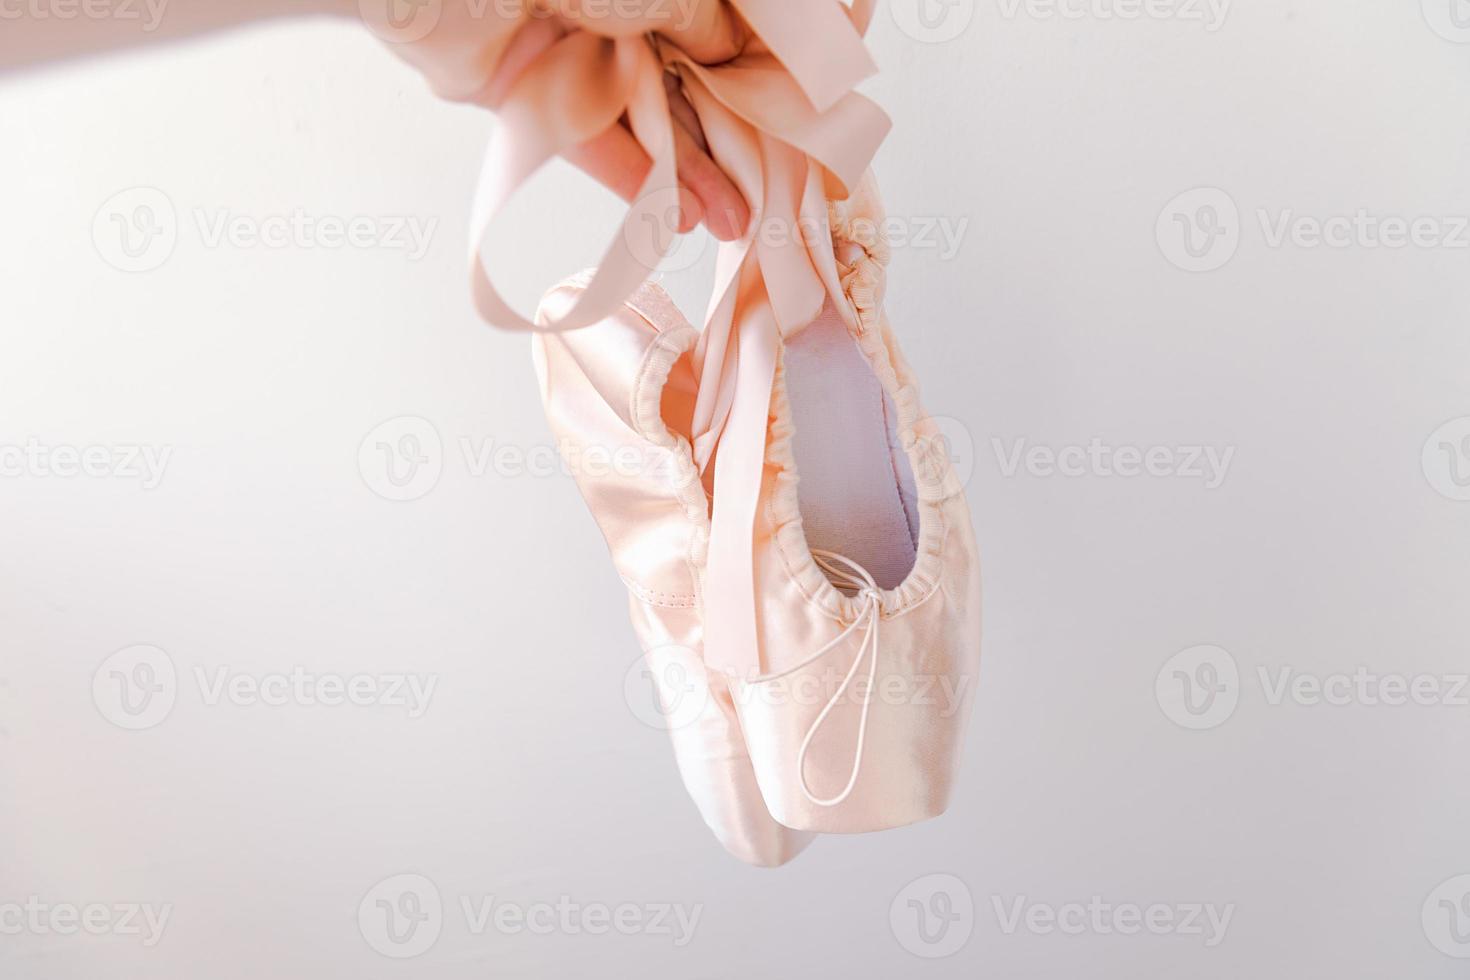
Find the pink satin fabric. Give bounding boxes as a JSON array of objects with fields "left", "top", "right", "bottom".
[
  {"left": 533, "top": 275, "right": 813, "bottom": 866},
  {"left": 391, "top": 2, "right": 981, "bottom": 841},
  {"left": 729, "top": 175, "right": 982, "bottom": 832},
  {"left": 530, "top": 176, "right": 982, "bottom": 839},
  {"left": 392, "top": 0, "right": 892, "bottom": 681}
]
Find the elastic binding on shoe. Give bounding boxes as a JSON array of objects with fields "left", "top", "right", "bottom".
[{"left": 796, "top": 550, "right": 883, "bottom": 808}]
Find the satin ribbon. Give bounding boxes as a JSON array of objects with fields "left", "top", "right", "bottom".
[{"left": 467, "top": 0, "right": 890, "bottom": 677}]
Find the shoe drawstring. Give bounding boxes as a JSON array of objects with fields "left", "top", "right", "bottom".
[{"left": 796, "top": 550, "right": 883, "bottom": 808}]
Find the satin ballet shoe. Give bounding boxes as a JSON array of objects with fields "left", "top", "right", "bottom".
[
  {"left": 415, "top": 0, "right": 971, "bottom": 845},
  {"left": 532, "top": 273, "right": 814, "bottom": 868},
  {"left": 710, "top": 171, "right": 983, "bottom": 835}
]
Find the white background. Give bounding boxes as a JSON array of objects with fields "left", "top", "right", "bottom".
[{"left": 3, "top": 0, "right": 1470, "bottom": 976}]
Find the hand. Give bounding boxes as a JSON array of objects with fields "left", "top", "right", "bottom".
[
  {"left": 555, "top": 0, "right": 750, "bottom": 240},
  {"left": 563, "top": 72, "right": 749, "bottom": 241},
  {"left": 0, "top": 0, "right": 751, "bottom": 240},
  {"left": 393, "top": 1, "right": 751, "bottom": 242}
]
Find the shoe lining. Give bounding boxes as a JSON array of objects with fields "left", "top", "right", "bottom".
[{"left": 784, "top": 304, "right": 920, "bottom": 591}]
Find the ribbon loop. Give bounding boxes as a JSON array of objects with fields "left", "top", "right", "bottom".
[{"left": 464, "top": 1, "right": 891, "bottom": 679}]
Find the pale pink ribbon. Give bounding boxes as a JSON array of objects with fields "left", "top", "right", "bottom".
[{"left": 467, "top": 0, "right": 890, "bottom": 676}]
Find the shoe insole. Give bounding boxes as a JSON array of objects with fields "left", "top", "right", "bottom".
[{"left": 784, "top": 302, "right": 920, "bottom": 591}]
